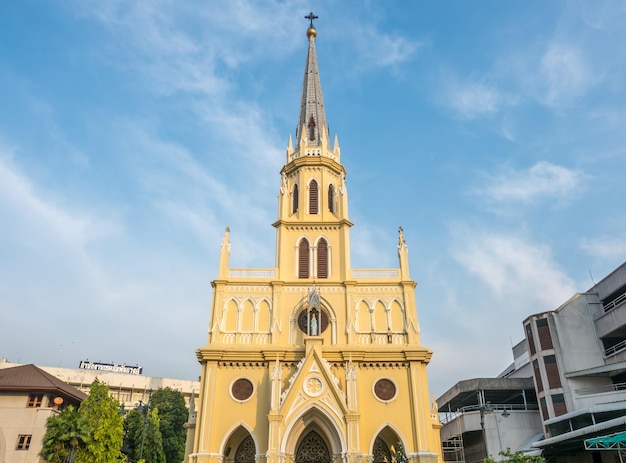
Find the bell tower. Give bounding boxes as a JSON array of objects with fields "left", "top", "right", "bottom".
[
  {"left": 190, "top": 13, "right": 443, "bottom": 463},
  {"left": 274, "top": 14, "right": 352, "bottom": 282}
]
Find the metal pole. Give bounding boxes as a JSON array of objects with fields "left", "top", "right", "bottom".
[
  {"left": 493, "top": 412, "right": 503, "bottom": 454},
  {"left": 480, "top": 406, "right": 488, "bottom": 459}
]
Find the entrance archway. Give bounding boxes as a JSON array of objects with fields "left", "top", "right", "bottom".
[
  {"left": 295, "top": 430, "right": 331, "bottom": 463},
  {"left": 235, "top": 435, "right": 256, "bottom": 463}
]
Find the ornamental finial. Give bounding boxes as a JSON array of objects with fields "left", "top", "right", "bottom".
[{"left": 305, "top": 12, "right": 318, "bottom": 38}]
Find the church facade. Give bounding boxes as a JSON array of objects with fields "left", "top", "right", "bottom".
[{"left": 189, "top": 16, "right": 442, "bottom": 463}]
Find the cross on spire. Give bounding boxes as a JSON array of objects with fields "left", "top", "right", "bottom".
[{"left": 305, "top": 12, "right": 318, "bottom": 28}]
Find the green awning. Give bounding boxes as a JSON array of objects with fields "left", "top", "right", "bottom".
[{"left": 585, "top": 431, "right": 626, "bottom": 450}]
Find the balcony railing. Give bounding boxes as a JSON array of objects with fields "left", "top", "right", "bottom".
[
  {"left": 605, "top": 339, "right": 626, "bottom": 358},
  {"left": 352, "top": 269, "right": 399, "bottom": 279},
  {"left": 575, "top": 381, "right": 626, "bottom": 396},
  {"left": 229, "top": 269, "right": 276, "bottom": 278},
  {"left": 603, "top": 291, "right": 626, "bottom": 313},
  {"left": 438, "top": 403, "right": 538, "bottom": 425}
]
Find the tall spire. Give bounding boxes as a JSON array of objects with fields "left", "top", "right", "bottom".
[{"left": 296, "top": 12, "right": 328, "bottom": 149}]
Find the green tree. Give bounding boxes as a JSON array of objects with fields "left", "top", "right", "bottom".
[
  {"left": 122, "top": 408, "right": 144, "bottom": 461},
  {"left": 40, "top": 405, "right": 86, "bottom": 463},
  {"left": 140, "top": 408, "right": 166, "bottom": 463},
  {"left": 123, "top": 403, "right": 167, "bottom": 463},
  {"left": 150, "top": 388, "right": 188, "bottom": 463},
  {"left": 74, "top": 378, "right": 125, "bottom": 463},
  {"left": 484, "top": 449, "right": 545, "bottom": 463}
]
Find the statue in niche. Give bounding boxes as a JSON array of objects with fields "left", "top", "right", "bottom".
[{"left": 310, "top": 313, "right": 318, "bottom": 336}]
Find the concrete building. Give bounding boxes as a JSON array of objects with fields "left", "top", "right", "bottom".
[
  {"left": 437, "top": 341, "right": 542, "bottom": 463},
  {"left": 0, "top": 358, "right": 200, "bottom": 410},
  {"left": 0, "top": 364, "right": 86, "bottom": 463},
  {"left": 437, "top": 261, "right": 626, "bottom": 463},
  {"left": 526, "top": 261, "right": 626, "bottom": 461},
  {"left": 189, "top": 15, "right": 443, "bottom": 463}
]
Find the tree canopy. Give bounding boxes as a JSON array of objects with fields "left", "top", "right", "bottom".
[
  {"left": 40, "top": 405, "right": 86, "bottom": 463},
  {"left": 150, "top": 388, "right": 188, "bottom": 463},
  {"left": 74, "top": 379, "right": 125, "bottom": 463},
  {"left": 484, "top": 449, "right": 545, "bottom": 463},
  {"left": 42, "top": 379, "right": 125, "bottom": 463}
]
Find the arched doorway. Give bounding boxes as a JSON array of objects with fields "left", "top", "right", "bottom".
[
  {"left": 373, "top": 436, "right": 392, "bottom": 463},
  {"left": 295, "top": 430, "right": 331, "bottom": 463},
  {"left": 371, "top": 426, "right": 403, "bottom": 463},
  {"left": 235, "top": 435, "right": 256, "bottom": 463}
]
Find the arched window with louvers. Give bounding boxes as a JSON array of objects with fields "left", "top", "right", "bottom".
[
  {"left": 298, "top": 238, "right": 310, "bottom": 278},
  {"left": 317, "top": 238, "right": 328, "bottom": 279},
  {"left": 309, "top": 180, "right": 319, "bottom": 215}
]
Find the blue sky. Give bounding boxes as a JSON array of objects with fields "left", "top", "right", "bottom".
[{"left": 1, "top": 1, "right": 625, "bottom": 397}]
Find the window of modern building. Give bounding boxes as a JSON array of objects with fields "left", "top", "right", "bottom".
[
  {"left": 16, "top": 435, "right": 31, "bottom": 450},
  {"left": 309, "top": 180, "right": 319, "bottom": 214},
  {"left": 544, "top": 354, "right": 562, "bottom": 389},
  {"left": 540, "top": 397, "right": 549, "bottom": 423},
  {"left": 533, "top": 359, "right": 544, "bottom": 392},
  {"left": 298, "top": 239, "right": 310, "bottom": 279},
  {"left": 552, "top": 393, "right": 567, "bottom": 417},
  {"left": 537, "top": 318, "right": 554, "bottom": 350},
  {"left": 317, "top": 238, "right": 328, "bottom": 278},
  {"left": 292, "top": 184, "right": 299, "bottom": 213},
  {"left": 27, "top": 393, "right": 44, "bottom": 408},
  {"left": 525, "top": 323, "right": 536, "bottom": 356},
  {"left": 328, "top": 184, "right": 335, "bottom": 213}
]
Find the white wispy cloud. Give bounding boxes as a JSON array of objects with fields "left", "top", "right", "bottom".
[
  {"left": 451, "top": 227, "right": 576, "bottom": 309},
  {"left": 446, "top": 81, "right": 514, "bottom": 119},
  {"left": 581, "top": 235, "right": 626, "bottom": 259},
  {"left": 474, "top": 161, "right": 584, "bottom": 203},
  {"left": 0, "top": 152, "right": 116, "bottom": 249},
  {"left": 539, "top": 42, "right": 598, "bottom": 107}
]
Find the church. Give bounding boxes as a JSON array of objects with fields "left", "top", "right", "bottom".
[{"left": 188, "top": 14, "right": 443, "bottom": 463}]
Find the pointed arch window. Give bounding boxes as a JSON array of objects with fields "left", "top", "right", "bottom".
[
  {"left": 317, "top": 239, "right": 328, "bottom": 279},
  {"left": 235, "top": 436, "right": 256, "bottom": 463},
  {"left": 309, "top": 180, "right": 319, "bottom": 214},
  {"left": 299, "top": 239, "right": 310, "bottom": 279},
  {"left": 292, "top": 184, "right": 299, "bottom": 213},
  {"left": 328, "top": 184, "right": 335, "bottom": 213}
]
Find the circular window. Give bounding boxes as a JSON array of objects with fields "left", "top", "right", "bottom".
[
  {"left": 373, "top": 378, "right": 397, "bottom": 402},
  {"left": 231, "top": 378, "right": 254, "bottom": 402},
  {"left": 297, "top": 309, "right": 329, "bottom": 334}
]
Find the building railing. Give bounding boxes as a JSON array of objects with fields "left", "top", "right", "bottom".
[
  {"left": 575, "top": 381, "right": 626, "bottom": 396},
  {"left": 227, "top": 268, "right": 401, "bottom": 279},
  {"left": 352, "top": 269, "right": 399, "bottom": 279},
  {"left": 605, "top": 340, "right": 626, "bottom": 358},
  {"left": 229, "top": 269, "right": 276, "bottom": 278},
  {"left": 220, "top": 333, "right": 271, "bottom": 345},
  {"left": 603, "top": 291, "right": 626, "bottom": 313},
  {"left": 438, "top": 403, "right": 538, "bottom": 425},
  {"left": 357, "top": 333, "right": 406, "bottom": 345}
]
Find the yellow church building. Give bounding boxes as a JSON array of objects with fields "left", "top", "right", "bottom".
[{"left": 189, "top": 14, "right": 443, "bottom": 463}]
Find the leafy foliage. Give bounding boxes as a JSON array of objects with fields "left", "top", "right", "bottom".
[
  {"left": 123, "top": 408, "right": 144, "bottom": 461},
  {"left": 74, "top": 379, "right": 125, "bottom": 463},
  {"left": 140, "top": 408, "right": 166, "bottom": 463},
  {"left": 484, "top": 449, "right": 545, "bottom": 463},
  {"left": 150, "top": 388, "right": 188, "bottom": 463},
  {"left": 40, "top": 405, "right": 86, "bottom": 463}
]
